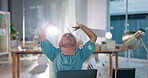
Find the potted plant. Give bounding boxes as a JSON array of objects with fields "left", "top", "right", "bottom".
[
  {"left": 102, "top": 41, "right": 107, "bottom": 44},
  {"left": 101, "top": 41, "right": 107, "bottom": 51},
  {"left": 10, "top": 22, "right": 19, "bottom": 47}
]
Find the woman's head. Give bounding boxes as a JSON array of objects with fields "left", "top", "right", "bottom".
[{"left": 59, "top": 33, "right": 77, "bottom": 55}]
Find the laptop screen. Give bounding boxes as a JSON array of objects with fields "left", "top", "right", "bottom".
[{"left": 57, "top": 69, "right": 97, "bottom": 78}]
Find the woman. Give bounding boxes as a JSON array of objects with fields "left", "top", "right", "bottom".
[{"left": 39, "top": 22, "right": 97, "bottom": 74}]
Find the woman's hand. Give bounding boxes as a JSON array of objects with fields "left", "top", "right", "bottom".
[
  {"left": 72, "top": 22, "right": 84, "bottom": 31},
  {"left": 39, "top": 20, "right": 55, "bottom": 41}
]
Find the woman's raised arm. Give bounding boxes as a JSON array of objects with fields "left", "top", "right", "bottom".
[{"left": 73, "top": 23, "right": 97, "bottom": 43}]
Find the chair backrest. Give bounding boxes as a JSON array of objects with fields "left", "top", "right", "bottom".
[
  {"left": 57, "top": 69, "right": 97, "bottom": 78},
  {"left": 112, "top": 68, "right": 136, "bottom": 78}
]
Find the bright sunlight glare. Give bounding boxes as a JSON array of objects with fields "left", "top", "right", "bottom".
[{"left": 46, "top": 25, "right": 59, "bottom": 36}]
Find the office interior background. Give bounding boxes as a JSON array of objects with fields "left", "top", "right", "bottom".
[{"left": 0, "top": 0, "right": 148, "bottom": 78}]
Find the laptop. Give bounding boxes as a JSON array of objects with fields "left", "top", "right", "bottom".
[{"left": 57, "top": 69, "right": 97, "bottom": 78}]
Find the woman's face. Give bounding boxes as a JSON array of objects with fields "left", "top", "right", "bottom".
[
  {"left": 59, "top": 33, "right": 77, "bottom": 55},
  {"left": 60, "top": 33, "right": 76, "bottom": 48}
]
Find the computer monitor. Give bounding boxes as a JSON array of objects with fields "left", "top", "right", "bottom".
[
  {"left": 57, "top": 69, "right": 97, "bottom": 78},
  {"left": 112, "top": 68, "right": 135, "bottom": 78}
]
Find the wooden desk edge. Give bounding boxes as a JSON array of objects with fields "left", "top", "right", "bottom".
[
  {"left": 8, "top": 50, "right": 43, "bottom": 54},
  {"left": 8, "top": 49, "right": 124, "bottom": 54},
  {"left": 94, "top": 50, "right": 123, "bottom": 54}
]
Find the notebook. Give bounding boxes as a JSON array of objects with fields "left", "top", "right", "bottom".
[{"left": 57, "top": 69, "right": 97, "bottom": 78}]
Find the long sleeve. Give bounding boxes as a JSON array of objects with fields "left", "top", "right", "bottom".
[
  {"left": 79, "top": 41, "right": 96, "bottom": 62},
  {"left": 40, "top": 40, "right": 60, "bottom": 61}
]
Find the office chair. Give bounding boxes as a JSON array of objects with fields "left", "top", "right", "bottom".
[{"left": 112, "top": 68, "right": 136, "bottom": 78}]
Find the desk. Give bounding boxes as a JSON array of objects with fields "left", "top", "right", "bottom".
[
  {"left": 94, "top": 50, "right": 122, "bottom": 76},
  {"left": 9, "top": 50, "right": 43, "bottom": 78},
  {"left": 9, "top": 50, "right": 122, "bottom": 78}
]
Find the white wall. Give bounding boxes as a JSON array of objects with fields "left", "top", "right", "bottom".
[
  {"left": 76, "top": 0, "right": 88, "bottom": 25},
  {"left": 87, "top": 0, "right": 108, "bottom": 43}
]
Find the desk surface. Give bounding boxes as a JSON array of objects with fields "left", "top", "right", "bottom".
[
  {"left": 94, "top": 49, "right": 122, "bottom": 53},
  {"left": 9, "top": 49, "right": 122, "bottom": 54},
  {"left": 9, "top": 50, "right": 42, "bottom": 54}
]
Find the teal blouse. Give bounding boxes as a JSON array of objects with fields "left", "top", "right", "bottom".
[{"left": 40, "top": 40, "right": 96, "bottom": 73}]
